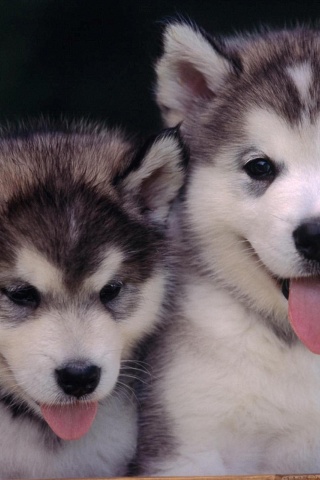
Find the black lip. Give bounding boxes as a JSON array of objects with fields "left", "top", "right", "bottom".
[{"left": 281, "top": 279, "right": 290, "bottom": 300}]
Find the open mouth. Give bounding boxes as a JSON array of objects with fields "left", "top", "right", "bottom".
[
  {"left": 281, "top": 279, "right": 290, "bottom": 300},
  {"left": 279, "top": 277, "right": 320, "bottom": 355},
  {"left": 40, "top": 401, "right": 98, "bottom": 441}
]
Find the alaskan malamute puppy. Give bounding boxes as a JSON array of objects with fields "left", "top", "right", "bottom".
[
  {"left": 137, "top": 23, "right": 320, "bottom": 475},
  {"left": 0, "top": 121, "right": 184, "bottom": 478}
]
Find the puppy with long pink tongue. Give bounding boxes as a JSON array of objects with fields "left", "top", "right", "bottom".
[
  {"left": 40, "top": 402, "right": 98, "bottom": 441},
  {"left": 289, "top": 278, "right": 320, "bottom": 355}
]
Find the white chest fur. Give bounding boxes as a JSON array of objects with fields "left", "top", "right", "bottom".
[
  {"left": 0, "top": 394, "right": 136, "bottom": 479},
  {"left": 157, "top": 282, "right": 320, "bottom": 475}
]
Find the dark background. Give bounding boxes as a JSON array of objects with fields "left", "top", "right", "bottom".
[{"left": 2, "top": 0, "right": 320, "bottom": 136}]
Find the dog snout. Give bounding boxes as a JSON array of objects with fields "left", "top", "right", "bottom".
[
  {"left": 55, "top": 362, "right": 101, "bottom": 398},
  {"left": 293, "top": 220, "right": 320, "bottom": 262}
]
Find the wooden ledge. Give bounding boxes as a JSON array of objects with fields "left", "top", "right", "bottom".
[{"left": 38, "top": 476, "right": 320, "bottom": 480}]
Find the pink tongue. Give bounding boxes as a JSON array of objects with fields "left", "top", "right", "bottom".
[
  {"left": 40, "top": 402, "right": 98, "bottom": 441},
  {"left": 289, "top": 278, "right": 320, "bottom": 354}
]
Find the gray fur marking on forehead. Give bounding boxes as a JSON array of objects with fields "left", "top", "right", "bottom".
[
  {"left": 287, "top": 63, "right": 313, "bottom": 104},
  {"left": 228, "top": 28, "right": 320, "bottom": 124}
]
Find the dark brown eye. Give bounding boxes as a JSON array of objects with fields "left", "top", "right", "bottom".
[
  {"left": 244, "top": 158, "right": 275, "bottom": 180},
  {"left": 99, "top": 282, "right": 123, "bottom": 305},
  {"left": 2, "top": 285, "right": 40, "bottom": 308}
]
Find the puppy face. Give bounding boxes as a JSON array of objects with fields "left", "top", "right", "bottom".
[
  {"left": 156, "top": 23, "right": 320, "bottom": 347},
  {"left": 0, "top": 123, "right": 185, "bottom": 439}
]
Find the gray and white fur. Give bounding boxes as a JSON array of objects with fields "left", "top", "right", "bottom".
[
  {"left": 0, "top": 120, "right": 185, "bottom": 478},
  {"left": 136, "top": 22, "right": 320, "bottom": 475}
]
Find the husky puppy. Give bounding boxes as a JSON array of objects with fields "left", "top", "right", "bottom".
[
  {"left": 136, "top": 23, "right": 320, "bottom": 475},
  {"left": 0, "top": 121, "right": 184, "bottom": 479}
]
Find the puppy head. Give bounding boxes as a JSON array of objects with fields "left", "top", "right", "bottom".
[
  {"left": 157, "top": 22, "right": 320, "bottom": 349},
  {"left": 0, "top": 123, "right": 185, "bottom": 439}
]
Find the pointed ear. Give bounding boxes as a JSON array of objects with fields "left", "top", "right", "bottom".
[
  {"left": 114, "top": 128, "right": 187, "bottom": 226},
  {"left": 156, "top": 22, "right": 241, "bottom": 126}
]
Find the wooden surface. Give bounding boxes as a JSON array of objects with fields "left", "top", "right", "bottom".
[
  {"left": 40, "top": 476, "right": 320, "bottom": 480},
  {"left": 130, "top": 477, "right": 320, "bottom": 480}
]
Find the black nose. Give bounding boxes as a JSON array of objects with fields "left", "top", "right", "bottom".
[
  {"left": 55, "top": 362, "right": 101, "bottom": 398},
  {"left": 293, "top": 220, "right": 320, "bottom": 262}
]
